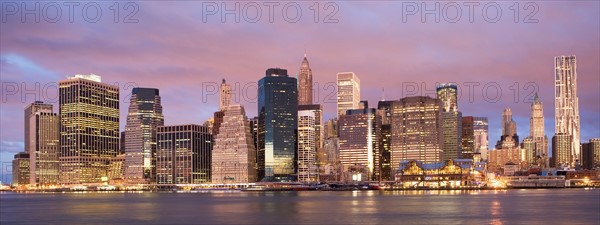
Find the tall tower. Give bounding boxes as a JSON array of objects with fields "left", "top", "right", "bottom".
[
  {"left": 124, "top": 88, "right": 164, "bottom": 184},
  {"left": 24, "top": 101, "right": 59, "bottom": 185},
  {"left": 297, "top": 109, "right": 317, "bottom": 182},
  {"left": 530, "top": 93, "right": 549, "bottom": 167},
  {"left": 554, "top": 55, "right": 580, "bottom": 163},
  {"left": 212, "top": 105, "right": 257, "bottom": 183},
  {"left": 219, "top": 79, "right": 232, "bottom": 111},
  {"left": 257, "top": 68, "right": 298, "bottom": 181},
  {"left": 437, "top": 83, "right": 462, "bottom": 160},
  {"left": 496, "top": 108, "right": 519, "bottom": 149},
  {"left": 337, "top": 72, "right": 360, "bottom": 117},
  {"left": 59, "top": 74, "right": 120, "bottom": 184},
  {"left": 298, "top": 54, "right": 313, "bottom": 105},
  {"left": 436, "top": 83, "right": 458, "bottom": 113}
]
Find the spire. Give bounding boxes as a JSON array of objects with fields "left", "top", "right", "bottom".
[
  {"left": 382, "top": 87, "right": 385, "bottom": 101},
  {"left": 534, "top": 92, "right": 540, "bottom": 103}
]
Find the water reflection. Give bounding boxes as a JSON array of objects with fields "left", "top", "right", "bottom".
[{"left": 1, "top": 189, "right": 598, "bottom": 225}]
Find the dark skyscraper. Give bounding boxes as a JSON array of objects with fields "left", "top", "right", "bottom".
[
  {"left": 124, "top": 88, "right": 164, "bottom": 184},
  {"left": 258, "top": 68, "right": 298, "bottom": 181}
]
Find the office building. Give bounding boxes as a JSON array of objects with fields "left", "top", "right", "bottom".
[
  {"left": 212, "top": 105, "right": 257, "bottom": 183},
  {"left": 473, "top": 117, "right": 489, "bottom": 160},
  {"left": 219, "top": 79, "right": 232, "bottom": 111},
  {"left": 390, "top": 96, "right": 443, "bottom": 165},
  {"left": 496, "top": 108, "right": 519, "bottom": 149},
  {"left": 297, "top": 110, "right": 318, "bottom": 182},
  {"left": 462, "top": 116, "right": 475, "bottom": 160},
  {"left": 12, "top": 152, "right": 30, "bottom": 186},
  {"left": 581, "top": 138, "right": 600, "bottom": 170},
  {"left": 298, "top": 54, "right": 313, "bottom": 105},
  {"left": 257, "top": 68, "right": 298, "bottom": 181},
  {"left": 24, "top": 101, "right": 59, "bottom": 186},
  {"left": 124, "top": 88, "right": 164, "bottom": 184},
  {"left": 338, "top": 104, "right": 379, "bottom": 180},
  {"left": 156, "top": 125, "right": 212, "bottom": 184},
  {"left": 529, "top": 94, "right": 549, "bottom": 167},
  {"left": 552, "top": 133, "right": 573, "bottom": 168},
  {"left": 59, "top": 74, "right": 120, "bottom": 184},
  {"left": 337, "top": 72, "right": 360, "bottom": 117}
]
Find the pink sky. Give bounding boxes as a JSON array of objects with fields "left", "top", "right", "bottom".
[{"left": 1, "top": 1, "right": 599, "bottom": 174}]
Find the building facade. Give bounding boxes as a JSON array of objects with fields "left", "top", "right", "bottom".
[
  {"left": 473, "top": 117, "right": 489, "bottom": 160},
  {"left": 390, "top": 96, "right": 443, "bottom": 165},
  {"left": 212, "top": 105, "right": 257, "bottom": 183},
  {"left": 156, "top": 125, "right": 212, "bottom": 184},
  {"left": 257, "top": 68, "right": 298, "bottom": 181},
  {"left": 219, "top": 79, "right": 232, "bottom": 111},
  {"left": 297, "top": 110, "right": 318, "bottom": 182},
  {"left": 555, "top": 55, "right": 580, "bottom": 163},
  {"left": 298, "top": 54, "right": 313, "bottom": 105},
  {"left": 59, "top": 74, "right": 120, "bottom": 184},
  {"left": 124, "top": 88, "right": 164, "bottom": 184},
  {"left": 12, "top": 152, "right": 30, "bottom": 186},
  {"left": 338, "top": 106, "right": 379, "bottom": 180},
  {"left": 496, "top": 108, "right": 519, "bottom": 149},
  {"left": 581, "top": 138, "right": 600, "bottom": 170},
  {"left": 24, "top": 101, "right": 59, "bottom": 186},
  {"left": 462, "top": 116, "right": 475, "bottom": 160},
  {"left": 552, "top": 133, "right": 573, "bottom": 168},
  {"left": 337, "top": 72, "right": 360, "bottom": 117},
  {"left": 529, "top": 94, "right": 549, "bottom": 167}
]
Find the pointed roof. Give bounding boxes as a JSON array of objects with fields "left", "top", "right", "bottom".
[{"left": 533, "top": 92, "right": 541, "bottom": 104}]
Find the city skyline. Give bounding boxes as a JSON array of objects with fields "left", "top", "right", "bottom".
[{"left": 1, "top": 2, "right": 599, "bottom": 176}]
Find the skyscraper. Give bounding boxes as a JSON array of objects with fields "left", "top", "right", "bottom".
[
  {"left": 337, "top": 72, "right": 360, "bottom": 117},
  {"left": 462, "top": 116, "right": 475, "bottom": 159},
  {"left": 156, "top": 125, "right": 212, "bottom": 184},
  {"left": 496, "top": 108, "right": 519, "bottom": 149},
  {"left": 377, "top": 100, "right": 393, "bottom": 181},
  {"left": 298, "top": 54, "right": 313, "bottom": 105},
  {"left": 24, "top": 101, "right": 59, "bottom": 186},
  {"left": 338, "top": 105, "right": 379, "bottom": 180},
  {"left": 390, "top": 96, "right": 443, "bottom": 165},
  {"left": 298, "top": 104, "right": 323, "bottom": 179},
  {"left": 529, "top": 94, "right": 548, "bottom": 167},
  {"left": 581, "top": 138, "right": 600, "bottom": 170},
  {"left": 436, "top": 83, "right": 458, "bottom": 112},
  {"left": 59, "top": 74, "right": 120, "bottom": 184},
  {"left": 555, "top": 55, "right": 580, "bottom": 163},
  {"left": 257, "top": 68, "right": 298, "bottom": 181},
  {"left": 552, "top": 133, "right": 572, "bottom": 168},
  {"left": 473, "top": 117, "right": 489, "bottom": 160},
  {"left": 219, "top": 79, "right": 232, "bottom": 111},
  {"left": 297, "top": 110, "right": 318, "bottom": 182},
  {"left": 437, "top": 84, "right": 462, "bottom": 160},
  {"left": 12, "top": 152, "right": 30, "bottom": 186},
  {"left": 212, "top": 105, "right": 257, "bottom": 183},
  {"left": 124, "top": 88, "right": 164, "bottom": 184}
]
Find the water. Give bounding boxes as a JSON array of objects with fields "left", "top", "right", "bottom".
[{"left": 1, "top": 189, "right": 599, "bottom": 225}]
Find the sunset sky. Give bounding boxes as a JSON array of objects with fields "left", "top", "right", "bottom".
[{"left": 1, "top": 1, "right": 599, "bottom": 179}]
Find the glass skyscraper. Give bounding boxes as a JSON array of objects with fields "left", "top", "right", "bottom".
[
  {"left": 257, "top": 68, "right": 298, "bottom": 181},
  {"left": 124, "top": 88, "right": 164, "bottom": 184}
]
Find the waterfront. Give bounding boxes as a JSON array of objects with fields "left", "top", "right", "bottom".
[{"left": 1, "top": 189, "right": 599, "bottom": 225}]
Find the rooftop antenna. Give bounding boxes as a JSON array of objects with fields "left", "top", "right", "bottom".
[{"left": 382, "top": 87, "right": 385, "bottom": 101}]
